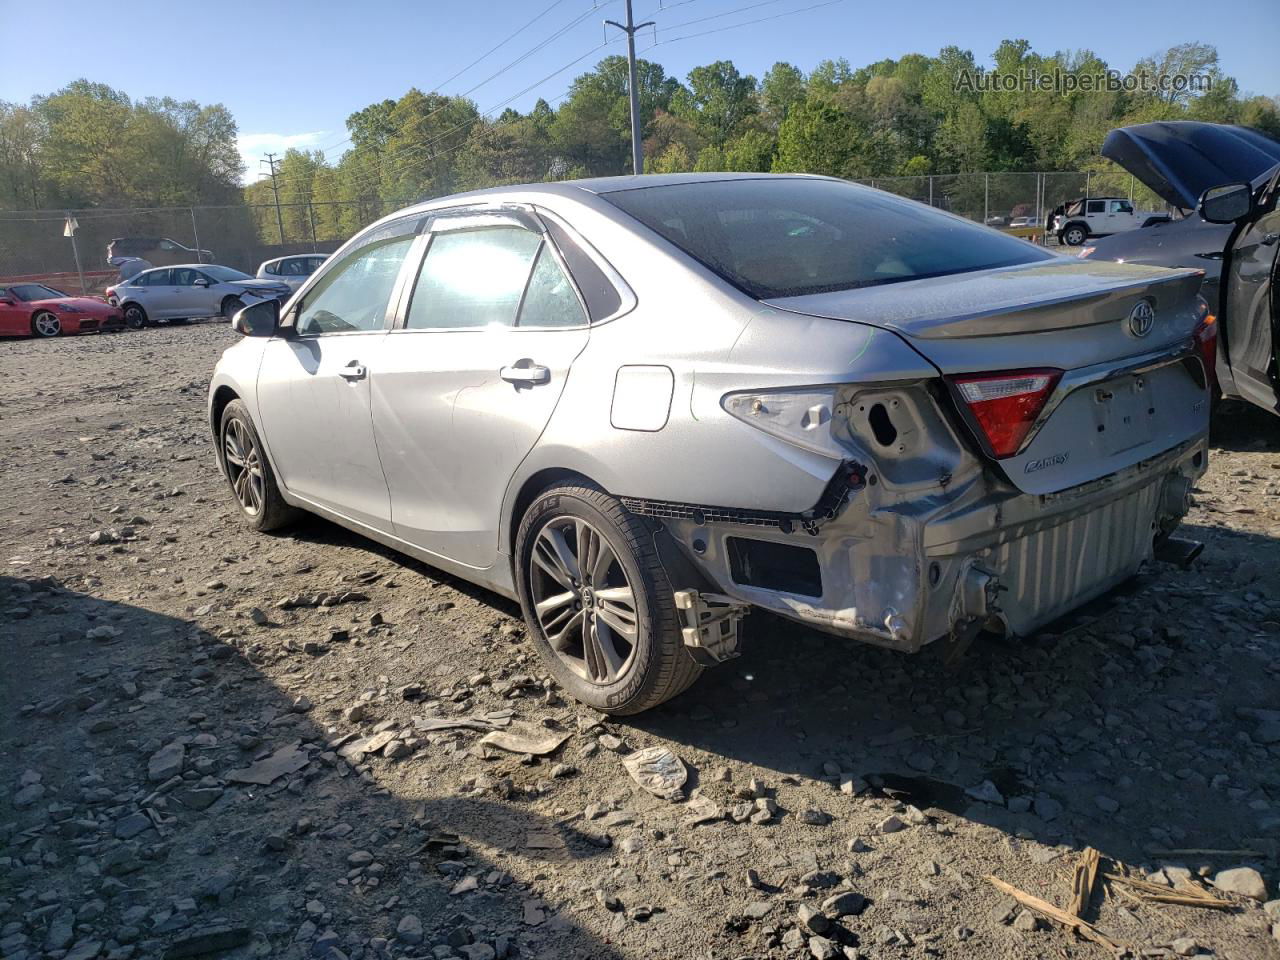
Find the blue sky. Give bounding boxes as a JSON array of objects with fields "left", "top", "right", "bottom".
[{"left": 2, "top": 0, "right": 1276, "bottom": 183}]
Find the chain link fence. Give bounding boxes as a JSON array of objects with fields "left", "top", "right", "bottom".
[
  {"left": 0, "top": 201, "right": 399, "bottom": 294},
  {"left": 1, "top": 172, "right": 1172, "bottom": 294}
]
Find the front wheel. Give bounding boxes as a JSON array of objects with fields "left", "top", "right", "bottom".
[
  {"left": 122, "top": 303, "right": 147, "bottom": 329},
  {"left": 221, "top": 296, "right": 245, "bottom": 320},
  {"left": 31, "top": 311, "right": 61, "bottom": 338},
  {"left": 515, "top": 484, "right": 702, "bottom": 715},
  {"left": 219, "top": 399, "right": 296, "bottom": 532}
]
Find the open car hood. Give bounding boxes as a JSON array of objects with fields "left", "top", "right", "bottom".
[{"left": 1102, "top": 121, "right": 1280, "bottom": 210}]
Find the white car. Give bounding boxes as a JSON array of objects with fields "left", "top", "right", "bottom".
[
  {"left": 257, "top": 254, "right": 329, "bottom": 293},
  {"left": 106, "top": 264, "right": 292, "bottom": 329},
  {"left": 1051, "top": 197, "right": 1145, "bottom": 245}
]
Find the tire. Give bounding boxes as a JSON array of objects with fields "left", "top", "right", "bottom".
[
  {"left": 219, "top": 399, "right": 296, "bottom": 532},
  {"left": 221, "top": 296, "right": 245, "bottom": 320},
  {"left": 514, "top": 484, "right": 703, "bottom": 715},
  {"left": 1062, "top": 223, "right": 1088, "bottom": 246},
  {"left": 122, "top": 303, "right": 147, "bottom": 329},
  {"left": 31, "top": 311, "right": 61, "bottom": 338}
]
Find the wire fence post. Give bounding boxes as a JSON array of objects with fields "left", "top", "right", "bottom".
[
  {"left": 983, "top": 173, "right": 989, "bottom": 223},
  {"left": 189, "top": 207, "right": 202, "bottom": 263},
  {"left": 308, "top": 202, "right": 318, "bottom": 252},
  {"left": 928, "top": 176, "right": 934, "bottom": 208}
]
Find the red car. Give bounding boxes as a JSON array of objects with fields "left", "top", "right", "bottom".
[{"left": 0, "top": 283, "right": 124, "bottom": 338}]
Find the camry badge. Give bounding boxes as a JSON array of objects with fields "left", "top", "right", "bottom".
[{"left": 1127, "top": 300, "right": 1155, "bottom": 338}]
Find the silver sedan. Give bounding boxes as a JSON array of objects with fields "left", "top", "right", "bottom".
[
  {"left": 257, "top": 254, "right": 329, "bottom": 293},
  {"left": 107, "top": 264, "right": 292, "bottom": 328},
  {"left": 208, "top": 174, "right": 1213, "bottom": 714}
]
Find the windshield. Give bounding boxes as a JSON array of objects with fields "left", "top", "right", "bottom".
[
  {"left": 202, "top": 265, "right": 252, "bottom": 282},
  {"left": 602, "top": 178, "right": 1053, "bottom": 299},
  {"left": 6, "top": 284, "right": 67, "bottom": 302}
]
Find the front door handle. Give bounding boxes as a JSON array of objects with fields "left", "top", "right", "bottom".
[
  {"left": 500, "top": 363, "right": 550, "bottom": 385},
  {"left": 1261, "top": 232, "right": 1279, "bottom": 246},
  {"left": 339, "top": 362, "right": 367, "bottom": 381}
]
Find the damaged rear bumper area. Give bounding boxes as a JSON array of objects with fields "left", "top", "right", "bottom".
[{"left": 644, "top": 437, "right": 1207, "bottom": 655}]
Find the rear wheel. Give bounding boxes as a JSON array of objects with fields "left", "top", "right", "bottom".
[
  {"left": 1062, "top": 223, "right": 1088, "bottom": 246},
  {"left": 221, "top": 296, "right": 245, "bottom": 320},
  {"left": 31, "top": 311, "right": 61, "bottom": 338},
  {"left": 515, "top": 484, "right": 702, "bottom": 715},
  {"left": 122, "top": 303, "right": 147, "bottom": 329},
  {"left": 219, "top": 399, "right": 295, "bottom": 532}
]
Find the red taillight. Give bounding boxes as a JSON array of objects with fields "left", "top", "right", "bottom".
[
  {"left": 950, "top": 369, "right": 1062, "bottom": 458},
  {"left": 1193, "top": 296, "right": 1218, "bottom": 394}
]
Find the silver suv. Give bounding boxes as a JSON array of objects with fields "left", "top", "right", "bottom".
[
  {"left": 209, "top": 174, "right": 1212, "bottom": 714},
  {"left": 107, "top": 264, "right": 291, "bottom": 328}
]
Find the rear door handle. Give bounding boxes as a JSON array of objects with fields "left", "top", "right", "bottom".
[
  {"left": 500, "top": 363, "right": 550, "bottom": 385},
  {"left": 339, "top": 362, "right": 367, "bottom": 381}
]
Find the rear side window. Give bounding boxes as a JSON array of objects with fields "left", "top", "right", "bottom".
[
  {"left": 139, "top": 270, "right": 171, "bottom": 286},
  {"left": 602, "top": 178, "right": 1053, "bottom": 300},
  {"left": 1086, "top": 200, "right": 1106, "bottom": 214},
  {"left": 519, "top": 245, "right": 587, "bottom": 328},
  {"left": 406, "top": 226, "right": 541, "bottom": 330},
  {"left": 544, "top": 220, "right": 622, "bottom": 321}
]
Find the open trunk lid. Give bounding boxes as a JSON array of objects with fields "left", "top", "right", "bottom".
[{"left": 767, "top": 258, "right": 1210, "bottom": 494}]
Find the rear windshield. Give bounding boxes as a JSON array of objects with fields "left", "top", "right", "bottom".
[{"left": 602, "top": 178, "right": 1053, "bottom": 299}]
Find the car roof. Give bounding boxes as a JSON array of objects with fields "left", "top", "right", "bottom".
[{"left": 396, "top": 171, "right": 835, "bottom": 215}]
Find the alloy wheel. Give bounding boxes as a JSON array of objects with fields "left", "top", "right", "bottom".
[
  {"left": 223, "top": 417, "right": 265, "bottom": 516},
  {"left": 33, "top": 313, "right": 61, "bottom": 337},
  {"left": 529, "top": 516, "right": 639, "bottom": 684},
  {"left": 124, "top": 305, "right": 145, "bottom": 329}
]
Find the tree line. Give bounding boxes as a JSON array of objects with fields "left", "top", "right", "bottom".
[{"left": 3, "top": 41, "right": 1277, "bottom": 248}]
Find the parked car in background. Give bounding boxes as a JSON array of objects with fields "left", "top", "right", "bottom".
[
  {"left": 1008, "top": 216, "right": 1037, "bottom": 229},
  {"left": 0, "top": 283, "right": 123, "bottom": 338},
  {"left": 209, "top": 173, "right": 1212, "bottom": 715},
  {"left": 106, "top": 265, "right": 291, "bottom": 329},
  {"left": 1083, "top": 121, "right": 1280, "bottom": 414},
  {"left": 257, "top": 254, "right": 329, "bottom": 293},
  {"left": 1049, "top": 196, "right": 1148, "bottom": 245},
  {"left": 106, "top": 237, "right": 213, "bottom": 266}
]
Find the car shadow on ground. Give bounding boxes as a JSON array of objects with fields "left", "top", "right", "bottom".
[
  {"left": 1211, "top": 399, "right": 1280, "bottom": 451},
  {"left": 1, "top": 576, "right": 623, "bottom": 960},
  {"left": 629, "top": 539, "right": 1279, "bottom": 877}
]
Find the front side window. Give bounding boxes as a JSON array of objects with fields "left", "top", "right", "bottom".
[
  {"left": 405, "top": 226, "right": 541, "bottom": 330},
  {"left": 1110, "top": 200, "right": 1133, "bottom": 214},
  {"left": 603, "top": 178, "right": 1053, "bottom": 300},
  {"left": 296, "top": 234, "right": 415, "bottom": 335},
  {"left": 171, "top": 268, "right": 200, "bottom": 285}
]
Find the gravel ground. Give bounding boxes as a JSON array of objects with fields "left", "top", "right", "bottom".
[{"left": 2, "top": 322, "right": 1279, "bottom": 960}]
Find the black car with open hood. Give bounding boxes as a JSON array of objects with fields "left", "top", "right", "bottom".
[{"left": 1084, "top": 121, "right": 1280, "bottom": 414}]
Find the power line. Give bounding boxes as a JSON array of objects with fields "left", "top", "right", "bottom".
[
  {"left": 334, "top": 39, "right": 617, "bottom": 197},
  {"left": 266, "top": 0, "right": 619, "bottom": 184},
  {"left": 644, "top": 0, "right": 844, "bottom": 47},
  {"left": 427, "top": 0, "right": 573, "bottom": 92}
]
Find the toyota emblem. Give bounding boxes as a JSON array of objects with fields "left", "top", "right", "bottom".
[{"left": 1127, "top": 300, "right": 1155, "bottom": 338}]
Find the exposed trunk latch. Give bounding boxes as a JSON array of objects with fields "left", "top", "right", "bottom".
[{"left": 673, "top": 590, "right": 749, "bottom": 665}]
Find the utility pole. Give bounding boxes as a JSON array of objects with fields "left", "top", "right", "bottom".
[
  {"left": 262, "top": 153, "right": 286, "bottom": 244},
  {"left": 605, "top": 0, "right": 654, "bottom": 176}
]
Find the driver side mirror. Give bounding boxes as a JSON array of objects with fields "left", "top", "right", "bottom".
[
  {"left": 1199, "top": 182, "right": 1253, "bottom": 224},
  {"left": 0, "top": 297, "right": 14, "bottom": 306},
  {"left": 232, "top": 299, "right": 280, "bottom": 338},
  {"left": 193, "top": 277, "right": 209, "bottom": 287}
]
